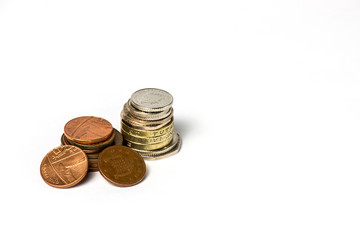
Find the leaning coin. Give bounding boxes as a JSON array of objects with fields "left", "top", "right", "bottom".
[
  {"left": 114, "top": 128, "right": 123, "bottom": 146},
  {"left": 64, "top": 116, "right": 113, "bottom": 144},
  {"left": 130, "top": 88, "right": 173, "bottom": 113},
  {"left": 135, "top": 132, "right": 179, "bottom": 155},
  {"left": 98, "top": 146, "right": 146, "bottom": 187},
  {"left": 40, "top": 145, "right": 88, "bottom": 188}
]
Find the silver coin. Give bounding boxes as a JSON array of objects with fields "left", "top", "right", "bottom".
[
  {"left": 139, "top": 133, "right": 182, "bottom": 160},
  {"left": 126, "top": 99, "right": 173, "bottom": 121},
  {"left": 130, "top": 88, "right": 173, "bottom": 112}
]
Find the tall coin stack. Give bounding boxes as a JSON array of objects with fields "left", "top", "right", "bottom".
[
  {"left": 61, "top": 116, "right": 123, "bottom": 171},
  {"left": 121, "top": 88, "right": 181, "bottom": 160}
]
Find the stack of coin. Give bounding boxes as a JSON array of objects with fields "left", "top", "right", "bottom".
[
  {"left": 121, "top": 88, "right": 181, "bottom": 160},
  {"left": 61, "top": 116, "right": 123, "bottom": 171}
]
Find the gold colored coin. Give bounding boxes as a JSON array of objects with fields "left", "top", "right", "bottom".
[
  {"left": 98, "top": 146, "right": 146, "bottom": 187},
  {"left": 121, "top": 109, "right": 173, "bottom": 130},
  {"left": 123, "top": 134, "right": 173, "bottom": 151},
  {"left": 121, "top": 120, "right": 173, "bottom": 138},
  {"left": 122, "top": 129, "right": 173, "bottom": 145},
  {"left": 40, "top": 145, "right": 88, "bottom": 188}
]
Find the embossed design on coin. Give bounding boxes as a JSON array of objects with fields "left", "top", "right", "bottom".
[
  {"left": 40, "top": 145, "right": 88, "bottom": 188},
  {"left": 130, "top": 88, "right": 173, "bottom": 112},
  {"left": 98, "top": 146, "right": 146, "bottom": 187},
  {"left": 64, "top": 116, "right": 113, "bottom": 144}
]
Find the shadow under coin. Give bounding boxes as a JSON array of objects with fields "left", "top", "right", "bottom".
[
  {"left": 174, "top": 117, "right": 192, "bottom": 140},
  {"left": 75, "top": 171, "right": 98, "bottom": 187}
]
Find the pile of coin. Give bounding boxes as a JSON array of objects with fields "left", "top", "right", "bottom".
[
  {"left": 120, "top": 88, "right": 181, "bottom": 160},
  {"left": 60, "top": 116, "right": 123, "bottom": 171}
]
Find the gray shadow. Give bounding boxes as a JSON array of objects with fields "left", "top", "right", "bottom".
[
  {"left": 174, "top": 117, "right": 192, "bottom": 140},
  {"left": 75, "top": 171, "right": 98, "bottom": 187}
]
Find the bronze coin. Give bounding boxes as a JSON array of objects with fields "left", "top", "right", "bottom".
[
  {"left": 66, "top": 130, "right": 115, "bottom": 150},
  {"left": 64, "top": 116, "right": 113, "bottom": 144},
  {"left": 61, "top": 134, "right": 103, "bottom": 154},
  {"left": 114, "top": 129, "right": 123, "bottom": 146},
  {"left": 88, "top": 168, "right": 98, "bottom": 172},
  {"left": 98, "top": 146, "right": 146, "bottom": 187},
  {"left": 40, "top": 145, "right": 88, "bottom": 188}
]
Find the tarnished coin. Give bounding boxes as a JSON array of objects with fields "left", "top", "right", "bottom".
[
  {"left": 114, "top": 129, "right": 123, "bottom": 146},
  {"left": 130, "top": 88, "right": 173, "bottom": 112},
  {"left": 40, "top": 145, "right": 88, "bottom": 188},
  {"left": 126, "top": 100, "right": 173, "bottom": 121},
  {"left": 64, "top": 116, "right": 113, "bottom": 144},
  {"left": 98, "top": 146, "right": 146, "bottom": 187}
]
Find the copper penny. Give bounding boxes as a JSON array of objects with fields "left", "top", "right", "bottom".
[
  {"left": 40, "top": 145, "right": 88, "bottom": 188},
  {"left": 64, "top": 116, "right": 113, "bottom": 144},
  {"left": 66, "top": 130, "right": 115, "bottom": 150},
  {"left": 98, "top": 146, "right": 146, "bottom": 187},
  {"left": 114, "top": 129, "right": 123, "bottom": 146}
]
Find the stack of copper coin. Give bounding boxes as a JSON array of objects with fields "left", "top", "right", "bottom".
[
  {"left": 61, "top": 116, "right": 123, "bottom": 171},
  {"left": 120, "top": 88, "right": 181, "bottom": 160}
]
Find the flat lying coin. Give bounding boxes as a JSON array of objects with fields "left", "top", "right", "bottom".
[
  {"left": 98, "top": 146, "right": 146, "bottom": 187},
  {"left": 140, "top": 134, "right": 182, "bottom": 160},
  {"left": 121, "top": 120, "right": 173, "bottom": 138},
  {"left": 124, "top": 134, "right": 173, "bottom": 151},
  {"left": 64, "top": 116, "right": 113, "bottom": 144},
  {"left": 126, "top": 99, "right": 173, "bottom": 121},
  {"left": 66, "top": 130, "right": 115, "bottom": 150},
  {"left": 130, "top": 88, "right": 173, "bottom": 113},
  {"left": 40, "top": 145, "right": 88, "bottom": 188}
]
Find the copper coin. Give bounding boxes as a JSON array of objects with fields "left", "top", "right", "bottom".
[
  {"left": 40, "top": 145, "right": 88, "bottom": 188},
  {"left": 98, "top": 146, "right": 146, "bottom": 187},
  {"left": 61, "top": 134, "right": 103, "bottom": 154},
  {"left": 66, "top": 130, "right": 115, "bottom": 150},
  {"left": 114, "top": 129, "right": 123, "bottom": 146},
  {"left": 64, "top": 116, "right": 113, "bottom": 144}
]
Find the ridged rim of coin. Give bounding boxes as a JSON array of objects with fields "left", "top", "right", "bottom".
[
  {"left": 121, "top": 110, "right": 173, "bottom": 130},
  {"left": 61, "top": 135, "right": 103, "bottom": 154},
  {"left": 121, "top": 119, "right": 173, "bottom": 138},
  {"left": 98, "top": 146, "right": 146, "bottom": 187},
  {"left": 122, "top": 129, "right": 173, "bottom": 145},
  {"left": 65, "top": 130, "right": 115, "bottom": 150},
  {"left": 126, "top": 100, "right": 173, "bottom": 121},
  {"left": 130, "top": 88, "right": 173, "bottom": 113},
  {"left": 123, "top": 134, "right": 173, "bottom": 151},
  {"left": 64, "top": 116, "right": 113, "bottom": 144},
  {"left": 134, "top": 132, "right": 180, "bottom": 154},
  {"left": 40, "top": 145, "right": 88, "bottom": 188},
  {"left": 140, "top": 134, "right": 182, "bottom": 160}
]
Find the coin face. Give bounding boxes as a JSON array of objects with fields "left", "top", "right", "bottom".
[
  {"left": 64, "top": 116, "right": 113, "bottom": 144},
  {"left": 130, "top": 88, "right": 173, "bottom": 112},
  {"left": 40, "top": 145, "right": 88, "bottom": 188},
  {"left": 98, "top": 146, "right": 146, "bottom": 187}
]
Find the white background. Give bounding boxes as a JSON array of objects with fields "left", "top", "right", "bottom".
[{"left": 0, "top": 0, "right": 360, "bottom": 239}]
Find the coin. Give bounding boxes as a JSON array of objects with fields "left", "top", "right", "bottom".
[
  {"left": 40, "top": 145, "right": 88, "bottom": 188},
  {"left": 114, "top": 129, "right": 123, "bottom": 146},
  {"left": 66, "top": 130, "right": 115, "bottom": 150},
  {"left": 98, "top": 146, "right": 146, "bottom": 187},
  {"left": 140, "top": 133, "right": 182, "bottom": 160},
  {"left": 123, "top": 133, "right": 173, "bottom": 150},
  {"left": 126, "top": 99, "right": 173, "bottom": 121},
  {"left": 64, "top": 116, "right": 113, "bottom": 144},
  {"left": 121, "top": 109, "right": 173, "bottom": 130},
  {"left": 121, "top": 129, "right": 173, "bottom": 145},
  {"left": 130, "top": 88, "right": 173, "bottom": 112},
  {"left": 121, "top": 119, "right": 173, "bottom": 138}
]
